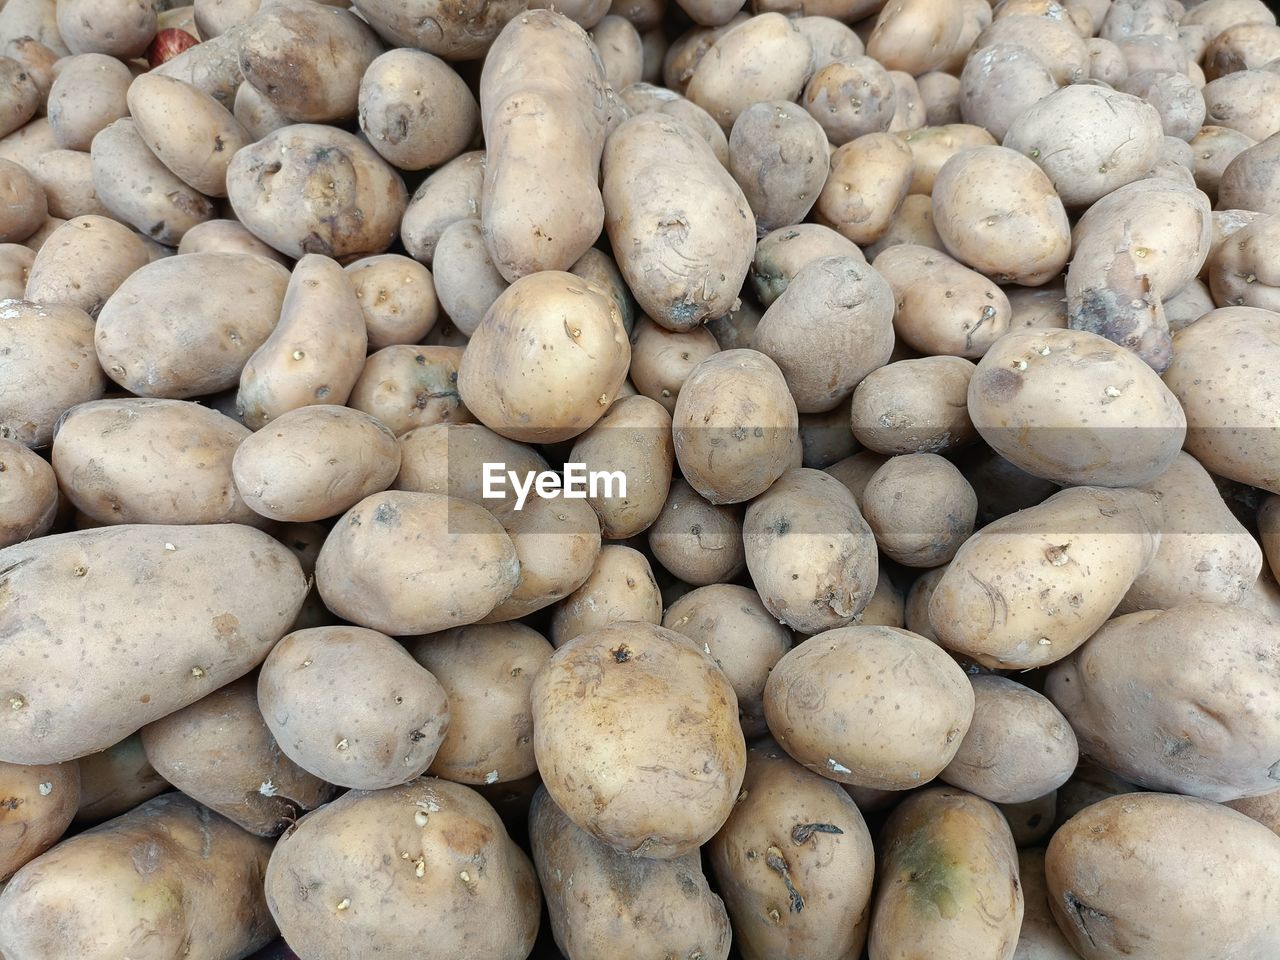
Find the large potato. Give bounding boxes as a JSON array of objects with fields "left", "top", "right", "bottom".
[
  {"left": 24, "top": 214, "right": 148, "bottom": 317},
  {"left": 531, "top": 620, "right": 746, "bottom": 858},
  {"left": 967, "top": 328, "right": 1186, "bottom": 487},
  {"left": 56, "top": 0, "right": 157, "bottom": 58},
  {"left": 0, "top": 523, "right": 306, "bottom": 763},
  {"left": 350, "top": 0, "right": 528, "bottom": 61},
  {"left": 928, "top": 486, "right": 1162, "bottom": 670},
  {"left": 960, "top": 45, "right": 1059, "bottom": 142},
  {"left": 0, "top": 437, "right": 57, "bottom": 547},
  {"left": 802, "top": 55, "right": 895, "bottom": 144},
  {"left": 1046, "top": 793, "right": 1280, "bottom": 960},
  {"left": 359, "top": 49, "right": 477, "bottom": 172},
  {"left": 0, "top": 759, "right": 78, "bottom": 881},
  {"left": 549, "top": 543, "right": 662, "bottom": 646}
]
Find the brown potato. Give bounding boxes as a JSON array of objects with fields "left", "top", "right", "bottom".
[
  {"left": 394, "top": 421, "right": 544, "bottom": 507},
  {"left": 648, "top": 478, "right": 746, "bottom": 585},
  {"left": 1226, "top": 791, "right": 1280, "bottom": 836},
  {"left": 628, "top": 315, "right": 719, "bottom": 414},
  {"left": 803, "top": 55, "right": 894, "bottom": 144},
  {"left": 176, "top": 218, "right": 289, "bottom": 263},
  {"left": 728, "top": 100, "right": 829, "bottom": 232},
  {"left": 750, "top": 223, "right": 863, "bottom": 308},
  {"left": 359, "top": 49, "right": 477, "bottom": 172},
  {"left": 0, "top": 759, "right": 78, "bottom": 881},
  {"left": 862, "top": 453, "right": 976, "bottom": 567},
  {"left": 867, "top": 0, "right": 965, "bottom": 75},
  {"left": 46, "top": 54, "right": 130, "bottom": 152},
  {"left": 24, "top": 214, "right": 147, "bottom": 317},
  {"left": 851, "top": 356, "right": 976, "bottom": 455},
  {"left": 73, "top": 735, "right": 169, "bottom": 826},
  {"left": 814, "top": 131, "right": 913, "bottom": 246},
  {"left": 550, "top": 543, "right": 662, "bottom": 646},
  {"left": 616, "top": 80, "right": 730, "bottom": 165},
  {"left": 349, "top": 345, "right": 470, "bottom": 437},
  {"left": 686, "top": 14, "right": 813, "bottom": 130},
  {"left": 151, "top": 27, "right": 244, "bottom": 109},
  {"left": 961, "top": 45, "right": 1059, "bottom": 143},
  {"left": 343, "top": 253, "right": 438, "bottom": 349},
  {"left": 350, "top": 0, "right": 528, "bottom": 60},
  {"left": 431, "top": 217, "right": 508, "bottom": 337},
  {"left": 0, "top": 157, "right": 45, "bottom": 242},
  {"left": 0, "top": 241, "right": 32, "bottom": 298},
  {"left": 29, "top": 148, "right": 107, "bottom": 221},
  {"left": 400, "top": 150, "right": 485, "bottom": 266},
  {"left": 0, "top": 437, "right": 56, "bottom": 547}
]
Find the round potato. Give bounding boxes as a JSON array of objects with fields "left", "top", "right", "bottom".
[
  {"left": 46, "top": 54, "right": 131, "bottom": 152},
  {"left": 750, "top": 223, "right": 863, "bottom": 308},
  {"left": 0, "top": 437, "right": 57, "bottom": 547},
  {"left": 814, "top": 132, "right": 913, "bottom": 247},
  {"left": 861, "top": 453, "right": 977, "bottom": 567},
  {"left": 0, "top": 759, "right": 79, "bottom": 881},
  {"left": 851, "top": 356, "right": 977, "bottom": 455},
  {"left": 866, "top": 0, "right": 965, "bottom": 75},
  {"left": 647, "top": 478, "right": 746, "bottom": 585},
  {"left": 359, "top": 49, "right": 479, "bottom": 171},
  {"left": 550, "top": 543, "right": 662, "bottom": 647},
  {"left": 628, "top": 316, "right": 719, "bottom": 414},
  {"left": 802, "top": 55, "right": 894, "bottom": 144},
  {"left": 349, "top": 345, "right": 470, "bottom": 437},
  {"left": 344, "top": 253, "right": 438, "bottom": 350},
  {"left": 394, "top": 421, "right": 545, "bottom": 507},
  {"left": 960, "top": 44, "right": 1059, "bottom": 142},
  {"left": 728, "top": 100, "right": 829, "bottom": 233}
]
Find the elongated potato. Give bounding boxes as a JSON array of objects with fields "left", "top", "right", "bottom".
[
  {"left": 24, "top": 214, "right": 148, "bottom": 317},
  {"left": 0, "top": 759, "right": 78, "bottom": 881},
  {"left": 750, "top": 223, "right": 863, "bottom": 307},
  {"left": 0, "top": 523, "right": 306, "bottom": 763},
  {"left": 851, "top": 356, "right": 977, "bottom": 454},
  {"left": 728, "top": 100, "right": 829, "bottom": 233},
  {"left": 399, "top": 150, "right": 485, "bottom": 266}
]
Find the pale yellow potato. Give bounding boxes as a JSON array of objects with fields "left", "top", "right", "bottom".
[
  {"left": 686, "top": 14, "right": 813, "bottom": 130},
  {"left": 344, "top": 253, "right": 438, "bottom": 349},
  {"left": 851, "top": 356, "right": 976, "bottom": 455},
  {"left": 802, "top": 55, "right": 894, "bottom": 145},
  {"left": 1202, "top": 68, "right": 1280, "bottom": 144},
  {"left": 0, "top": 115, "right": 57, "bottom": 171},
  {"left": 1226, "top": 791, "right": 1280, "bottom": 837},
  {"left": 0, "top": 436, "right": 57, "bottom": 547},
  {"left": 46, "top": 54, "right": 129, "bottom": 152},
  {"left": 867, "top": 0, "right": 965, "bottom": 75},
  {"left": 349, "top": 345, "right": 470, "bottom": 437},
  {"left": 359, "top": 49, "right": 479, "bottom": 171},
  {"left": 25, "top": 214, "right": 148, "bottom": 316},
  {"left": 814, "top": 132, "right": 912, "bottom": 247},
  {"left": 917, "top": 70, "right": 961, "bottom": 125},
  {"left": 648, "top": 478, "right": 746, "bottom": 585},
  {"left": 0, "top": 241, "right": 32, "bottom": 298},
  {"left": 0, "top": 759, "right": 78, "bottom": 881},
  {"left": 887, "top": 69, "right": 925, "bottom": 133},
  {"left": 29, "top": 148, "right": 106, "bottom": 221},
  {"left": 0, "top": 156, "right": 45, "bottom": 242},
  {"left": 394, "top": 421, "right": 544, "bottom": 507},
  {"left": 176, "top": 219, "right": 289, "bottom": 263},
  {"left": 550, "top": 544, "right": 661, "bottom": 646},
  {"left": 570, "top": 247, "right": 638, "bottom": 336},
  {"left": 627, "top": 315, "right": 719, "bottom": 414},
  {"left": 400, "top": 150, "right": 484, "bottom": 266},
  {"left": 902, "top": 124, "right": 994, "bottom": 197},
  {"left": 0, "top": 0, "right": 68, "bottom": 57},
  {"left": 1208, "top": 213, "right": 1280, "bottom": 311}
]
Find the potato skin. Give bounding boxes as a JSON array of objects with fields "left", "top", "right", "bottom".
[
  {"left": 73, "top": 735, "right": 169, "bottom": 827},
  {"left": 400, "top": 150, "right": 485, "bottom": 266},
  {"left": 0, "top": 760, "right": 79, "bottom": 881},
  {"left": 627, "top": 316, "right": 719, "bottom": 413},
  {"left": 728, "top": 100, "right": 828, "bottom": 233},
  {"left": 862, "top": 453, "right": 976, "bottom": 568},
  {"left": 350, "top": 345, "right": 470, "bottom": 437},
  {"left": 764, "top": 625, "right": 973, "bottom": 789},
  {"left": 686, "top": 14, "right": 813, "bottom": 131},
  {"left": 25, "top": 214, "right": 148, "bottom": 317},
  {"left": 0, "top": 438, "right": 57, "bottom": 548},
  {"left": 814, "top": 132, "right": 913, "bottom": 247},
  {"left": 648, "top": 478, "right": 746, "bottom": 585},
  {"left": 750, "top": 223, "right": 863, "bottom": 307},
  {"left": 851, "top": 356, "right": 977, "bottom": 455},
  {"left": 350, "top": 0, "right": 528, "bottom": 61},
  {"left": 531, "top": 621, "right": 746, "bottom": 858},
  {"left": 870, "top": 787, "right": 1023, "bottom": 960},
  {"left": 532, "top": 785, "right": 732, "bottom": 960},
  {"left": 0, "top": 794, "right": 275, "bottom": 960},
  {"left": 264, "top": 778, "right": 539, "bottom": 960},
  {"left": 345, "top": 253, "right": 438, "bottom": 350},
  {"left": 1046, "top": 793, "right": 1280, "bottom": 960},
  {"left": 360, "top": 49, "right": 478, "bottom": 172}
]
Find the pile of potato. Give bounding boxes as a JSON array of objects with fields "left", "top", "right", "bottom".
[{"left": 3, "top": 0, "right": 1280, "bottom": 957}]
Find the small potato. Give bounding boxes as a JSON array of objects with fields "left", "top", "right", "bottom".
[
  {"left": 648, "top": 478, "right": 746, "bottom": 585},
  {"left": 850, "top": 356, "right": 977, "bottom": 455},
  {"left": 887, "top": 69, "right": 925, "bottom": 133},
  {"left": 750, "top": 223, "right": 863, "bottom": 308},
  {"left": 258, "top": 625, "right": 449, "bottom": 789},
  {"left": 0, "top": 157, "right": 45, "bottom": 242},
  {"left": 233, "top": 79, "right": 290, "bottom": 140},
  {"left": 25, "top": 214, "right": 148, "bottom": 317},
  {"left": 862, "top": 453, "right": 976, "bottom": 567},
  {"left": 432, "top": 217, "right": 508, "bottom": 336},
  {"left": 814, "top": 131, "right": 912, "bottom": 246},
  {"left": 0, "top": 241, "right": 32, "bottom": 298},
  {"left": 1015, "top": 848, "right": 1080, "bottom": 956},
  {"left": 1208, "top": 213, "right": 1280, "bottom": 311},
  {"left": 591, "top": 15, "right": 644, "bottom": 90},
  {"left": 29, "top": 147, "right": 105, "bottom": 221},
  {"left": 1, "top": 37, "right": 58, "bottom": 104},
  {"left": 139, "top": 675, "right": 335, "bottom": 836},
  {"left": 341, "top": 254, "right": 439, "bottom": 349},
  {"left": 406, "top": 622, "right": 553, "bottom": 785},
  {"left": 238, "top": 256, "right": 365, "bottom": 429},
  {"left": 728, "top": 100, "right": 828, "bottom": 233},
  {"left": 394, "top": 421, "right": 544, "bottom": 506},
  {"left": 1191, "top": 125, "right": 1256, "bottom": 198},
  {"left": 1087, "top": 36, "right": 1130, "bottom": 85},
  {"left": 73, "top": 735, "right": 169, "bottom": 826},
  {"left": 867, "top": 0, "right": 965, "bottom": 75},
  {"left": 1180, "top": 0, "right": 1276, "bottom": 40},
  {"left": 794, "top": 15, "right": 866, "bottom": 70},
  {"left": 709, "top": 741, "right": 876, "bottom": 960},
  {"left": 955, "top": 444, "right": 1059, "bottom": 527},
  {"left": 52, "top": 398, "right": 257, "bottom": 527},
  {"left": 901, "top": 124, "right": 994, "bottom": 197},
  {"left": 802, "top": 55, "right": 894, "bottom": 145},
  {"left": 1218, "top": 134, "right": 1280, "bottom": 215},
  {"left": 531, "top": 620, "right": 746, "bottom": 857},
  {"left": 917, "top": 70, "right": 961, "bottom": 125},
  {"left": 765, "top": 625, "right": 974, "bottom": 788},
  {"left": 672, "top": 349, "right": 799, "bottom": 504},
  {"left": 177, "top": 218, "right": 290, "bottom": 263},
  {"left": 0, "top": 299, "right": 105, "bottom": 447},
  {"left": 1164, "top": 278, "right": 1216, "bottom": 332},
  {"left": 1046, "top": 793, "right": 1280, "bottom": 960},
  {"left": 863, "top": 192, "right": 944, "bottom": 258},
  {"left": 754, "top": 255, "right": 895, "bottom": 413},
  {"left": 264, "top": 778, "right": 539, "bottom": 960},
  {"left": 349, "top": 345, "right": 469, "bottom": 437},
  {"left": 799, "top": 404, "right": 857, "bottom": 468},
  {"left": 0, "top": 794, "right": 274, "bottom": 960},
  {"left": 458, "top": 271, "right": 630, "bottom": 443},
  {"left": 1226, "top": 791, "right": 1280, "bottom": 836},
  {"left": 56, "top": 0, "right": 156, "bottom": 58},
  {"left": 0, "top": 437, "right": 57, "bottom": 547},
  {"left": 628, "top": 316, "right": 719, "bottom": 413},
  {"left": 400, "top": 151, "right": 485, "bottom": 266},
  {"left": 550, "top": 543, "right": 662, "bottom": 646},
  {"left": 359, "top": 49, "right": 478, "bottom": 171},
  {"left": 46, "top": 54, "right": 130, "bottom": 152},
  {"left": 0, "top": 759, "right": 78, "bottom": 881},
  {"left": 95, "top": 252, "right": 289, "bottom": 399},
  {"left": 929, "top": 485, "right": 1162, "bottom": 669},
  {"left": 686, "top": 14, "right": 813, "bottom": 131},
  {"left": 0, "top": 116, "right": 57, "bottom": 172},
  {"left": 940, "top": 676, "right": 1077, "bottom": 804},
  {"left": 1202, "top": 69, "right": 1280, "bottom": 144},
  {"left": 967, "top": 328, "right": 1186, "bottom": 487},
  {"left": 959, "top": 45, "right": 1059, "bottom": 143}
]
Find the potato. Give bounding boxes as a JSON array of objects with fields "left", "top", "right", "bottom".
[
  {"left": 151, "top": 28, "right": 244, "bottom": 109},
  {"left": 90, "top": 118, "right": 214, "bottom": 245},
  {"left": 359, "top": 49, "right": 477, "bottom": 172},
  {"left": 708, "top": 740, "right": 875, "bottom": 959},
  {"left": 1013, "top": 848, "right": 1080, "bottom": 958},
  {"left": 0, "top": 794, "right": 274, "bottom": 960},
  {"left": 850, "top": 356, "right": 976, "bottom": 455},
  {"left": 591, "top": 14, "right": 643, "bottom": 89},
  {"left": 604, "top": 113, "right": 754, "bottom": 331},
  {"left": 343, "top": 253, "right": 438, "bottom": 350},
  {"left": 231, "top": 405, "right": 399, "bottom": 523},
  {"left": 967, "top": 328, "right": 1186, "bottom": 487},
  {"left": 264, "top": 777, "right": 539, "bottom": 960},
  {"left": 801, "top": 55, "right": 893, "bottom": 145},
  {"left": 1163, "top": 306, "right": 1280, "bottom": 492},
  {"left": 0, "top": 299, "right": 104, "bottom": 447},
  {"left": 257, "top": 625, "right": 449, "bottom": 789},
  {"left": 754, "top": 256, "right": 895, "bottom": 413},
  {"left": 73, "top": 735, "right": 168, "bottom": 826},
  {"left": 799, "top": 404, "right": 858, "bottom": 468},
  {"left": 0, "top": 523, "right": 306, "bottom": 763},
  {"left": 400, "top": 151, "right": 485, "bottom": 266},
  {"left": 350, "top": 0, "right": 527, "bottom": 60},
  {"left": 0, "top": 0, "right": 67, "bottom": 57},
  {"left": 29, "top": 148, "right": 108, "bottom": 222},
  {"left": 1005, "top": 281, "right": 1068, "bottom": 331},
  {"left": 0, "top": 759, "right": 78, "bottom": 881},
  {"left": 1046, "top": 793, "right": 1280, "bottom": 960},
  {"left": 824, "top": 449, "right": 887, "bottom": 506},
  {"left": 457, "top": 271, "right": 629, "bottom": 443},
  {"left": 1218, "top": 133, "right": 1280, "bottom": 214},
  {"left": 685, "top": 14, "right": 812, "bottom": 131},
  {"left": 866, "top": 0, "right": 964, "bottom": 75},
  {"left": 139, "top": 675, "right": 334, "bottom": 837},
  {"left": 55, "top": 0, "right": 156, "bottom": 57},
  {"left": 349, "top": 345, "right": 469, "bottom": 437},
  {"left": 814, "top": 132, "right": 912, "bottom": 246},
  {"left": 916, "top": 70, "right": 961, "bottom": 125},
  {"left": 550, "top": 544, "right": 661, "bottom": 646},
  {"left": 177, "top": 218, "right": 288, "bottom": 264},
  {"left": 570, "top": 247, "right": 638, "bottom": 336},
  {"left": 531, "top": 785, "right": 730, "bottom": 960},
  {"left": 959, "top": 45, "right": 1058, "bottom": 143},
  {"left": 627, "top": 316, "right": 717, "bottom": 414},
  {"left": 1226, "top": 791, "right": 1280, "bottom": 836},
  {"left": 0, "top": 157, "right": 44, "bottom": 243},
  {"left": 1181, "top": 0, "right": 1276, "bottom": 39},
  {"left": 870, "top": 788, "right": 1022, "bottom": 960},
  {"left": 887, "top": 69, "right": 925, "bottom": 133},
  {"left": 956, "top": 445, "right": 1060, "bottom": 528},
  {"left": 862, "top": 453, "right": 976, "bottom": 568},
  {"left": 750, "top": 224, "right": 863, "bottom": 308},
  {"left": 531, "top": 620, "right": 746, "bottom": 857},
  {"left": 0, "top": 432, "right": 56, "bottom": 548},
  {"left": 394, "top": 421, "right": 543, "bottom": 506},
  {"left": 900, "top": 124, "right": 993, "bottom": 198},
  {"left": 938, "top": 676, "right": 1077, "bottom": 805},
  {"left": 0, "top": 115, "right": 56, "bottom": 172},
  {"left": 45, "top": 54, "right": 126, "bottom": 152},
  {"left": 432, "top": 217, "right": 508, "bottom": 336},
  {"left": 647, "top": 478, "right": 746, "bottom": 584},
  {"left": 1086, "top": 36, "right": 1129, "bottom": 84},
  {"left": 728, "top": 101, "right": 828, "bottom": 233},
  {"left": 1191, "top": 125, "right": 1256, "bottom": 199},
  {"left": 94, "top": 252, "right": 288, "bottom": 400},
  {"left": 24, "top": 215, "right": 146, "bottom": 317},
  {"left": 51, "top": 398, "right": 256, "bottom": 527},
  {"left": 318, "top": 491, "right": 519, "bottom": 635},
  {"left": 233, "top": 84, "right": 292, "bottom": 145},
  {"left": 928, "top": 485, "right": 1161, "bottom": 670},
  {"left": 228, "top": 125, "right": 407, "bottom": 261},
  {"left": 616, "top": 81, "right": 730, "bottom": 165},
  {"left": 1208, "top": 213, "right": 1280, "bottom": 311},
  {"left": 864, "top": 192, "right": 944, "bottom": 259},
  {"left": 237, "top": 254, "right": 366, "bottom": 429},
  {"left": 765, "top": 625, "right": 973, "bottom": 788},
  {"left": 1163, "top": 277, "right": 1216, "bottom": 331},
  {"left": 0, "top": 241, "right": 32, "bottom": 298},
  {"left": 1119, "top": 451, "right": 1262, "bottom": 611}
]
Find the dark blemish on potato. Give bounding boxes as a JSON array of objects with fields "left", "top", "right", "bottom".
[
  {"left": 415, "top": 354, "right": 426, "bottom": 365},
  {"left": 213, "top": 136, "right": 225, "bottom": 152},
  {"left": 980, "top": 366, "right": 1023, "bottom": 403},
  {"left": 775, "top": 518, "right": 791, "bottom": 536},
  {"left": 315, "top": 386, "right": 330, "bottom": 400},
  {"left": 0, "top": 796, "right": 22, "bottom": 811},
  {"left": 1063, "top": 891, "right": 1111, "bottom": 950},
  {"left": 372, "top": 502, "right": 400, "bottom": 526},
  {"left": 765, "top": 845, "right": 804, "bottom": 913},
  {"left": 611, "top": 645, "right": 632, "bottom": 663},
  {"left": 791, "top": 822, "right": 843, "bottom": 844},
  {"left": 409, "top": 729, "right": 426, "bottom": 742}
]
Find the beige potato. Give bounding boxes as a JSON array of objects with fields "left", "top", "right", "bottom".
[
  {"left": 917, "top": 70, "right": 961, "bottom": 125},
  {"left": 0, "top": 241, "right": 32, "bottom": 298},
  {"left": 1164, "top": 278, "right": 1216, "bottom": 332},
  {"left": 1014, "top": 848, "right": 1080, "bottom": 958},
  {"left": 901, "top": 124, "right": 994, "bottom": 197},
  {"left": 531, "top": 620, "right": 746, "bottom": 857},
  {"left": 1087, "top": 36, "right": 1129, "bottom": 84},
  {"left": 686, "top": 14, "right": 813, "bottom": 131},
  {"left": 1226, "top": 791, "right": 1280, "bottom": 836},
  {"left": 344, "top": 253, "right": 438, "bottom": 349},
  {"left": 866, "top": 0, "right": 965, "bottom": 75},
  {"left": 814, "top": 132, "right": 912, "bottom": 246},
  {"left": 0, "top": 299, "right": 105, "bottom": 447},
  {"left": 95, "top": 252, "right": 289, "bottom": 400},
  {"left": 1002, "top": 793, "right": 1057, "bottom": 849},
  {"left": 139, "top": 675, "right": 335, "bottom": 837},
  {"left": 955, "top": 444, "right": 1059, "bottom": 527},
  {"left": 728, "top": 100, "right": 829, "bottom": 233},
  {"left": 1218, "top": 135, "right": 1280, "bottom": 215},
  {"left": 803, "top": 55, "right": 894, "bottom": 145},
  {"left": 1202, "top": 69, "right": 1280, "bottom": 144},
  {"left": 457, "top": 271, "right": 630, "bottom": 443},
  {"left": 29, "top": 148, "right": 107, "bottom": 221},
  {"left": 824, "top": 450, "right": 888, "bottom": 507},
  {"left": 46, "top": 55, "right": 130, "bottom": 152},
  {"left": 0, "top": 759, "right": 78, "bottom": 881},
  {"left": 1192, "top": 125, "right": 1256, "bottom": 199},
  {"left": 56, "top": 0, "right": 156, "bottom": 57},
  {"left": 359, "top": 49, "right": 478, "bottom": 172},
  {"left": 864, "top": 192, "right": 944, "bottom": 258},
  {"left": 0, "top": 437, "right": 57, "bottom": 547},
  {"left": 647, "top": 478, "right": 746, "bottom": 585},
  {"left": 258, "top": 625, "right": 449, "bottom": 789},
  {"left": 394, "top": 421, "right": 544, "bottom": 507},
  {"left": 74, "top": 735, "right": 169, "bottom": 826},
  {"left": 870, "top": 788, "right": 1023, "bottom": 960},
  {"left": 799, "top": 404, "right": 858, "bottom": 468},
  {"left": 850, "top": 356, "right": 976, "bottom": 455},
  {"left": 400, "top": 150, "right": 485, "bottom": 266},
  {"left": 1208, "top": 213, "right": 1280, "bottom": 311},
  {"left": 0, "top": 116, "right": 57, "bottom": 172},
  {"left": 407, "top": 622, "right": 553, "bottom": 784},
  {"left": 929, "top": 485, "right": 1162, "bottom": 670},
  {"left": 1046, "top": 793, "right": 1280, "bottom": 960},
  {"left": 550, "top": 544, "right": 661, "bottom": 647},
  {"left": 0, "top": 794, "right": 275, "bottom": 960},
  {"left": 627, "top": 315, "right": 719, "bottom": 414},
  {"left": 151, "top": 28, "right": 244, "bottom": 109},
  {"left": 316, "top": 490, "right": 518, "bottom": 634},
  {"left": 232, "top": 77, "right": 290, "bottom": 140},
  {"left": 350, "top": 0, "right": 528, "bottom": 60},
  {"left": 264, "top": 778, "right": 539, "bottom": 960},
  {"left": 616, "top": 81, "right": 730, "bottom": 165},
  {"left": 862, "top": 453, "right": 977, "bottom": 567},
  {"left": 349, "top": 345, "right": 470, "bottom": 437},
  {"left": 750, "top": 223, "right": 863, "bottom": 308},
  {"left": 175, "top": 219, "right": 287, "bottom": 264},
  {"left": 591, "top": 14, "right": 644, "bottom": 89},
  {"left": 754, "top": 256, "right": 895, "bottom": 413},
  {"left": 24, "top": 215, "right": 147, "bottom": 317},
  {"left": 237, "top": 254, "right": 366, "bottom": 429},
  {"left": 570, "top": 247, "right": 638, "bottom": 336},
  {"left": 960, "top": 45, "right": 1058, "bottom": 145},
  {"left": 0, "top": 157, "right": 45, "bottom": 242},
  {"left": 765, "top": 625, "right": 974, "bottom": 788},
  {"left": 432, "top": 217, "right": 508, "bottom": 336},
  {"left": 968, "top": 328, "right": 1187, "bottom": 487},
  {"left": 227, "top": 124, "right": 407, "bottom": 260},
  {"left": 0, "top": 0, "right": 67, "bottom": 57}
]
